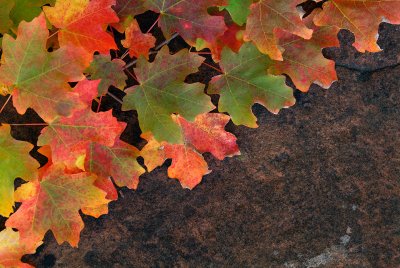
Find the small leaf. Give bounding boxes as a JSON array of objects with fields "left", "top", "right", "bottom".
[
  {"left": 86, "top": 54, "right": 127, "bottom": 95},
  {"left": 121, "top": 19, "right": 156, "bottom": 60},
  {"left": 38, "top": 109, "right": 126, "bottom": 169}
]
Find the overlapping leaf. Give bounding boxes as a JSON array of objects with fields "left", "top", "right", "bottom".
[
  {"left": 314, "top": 0, "right": 400, "bottom": 52},
  {"left": 220, "top": 0, "right": 251, "bottom": 26},
  {"left": 38, "top": 109, "right": 126, "bottom": 168},
  {"left": 6, "top": 164, "right": 109, "bottom": 249},
  {"left": 141, "top": 113, "right": 239, "bottom": 189},
  {"left": 122, "top": 47, "right": 214, "bottom": 143},
  {"left": 0, "top": 125, "right": 39, "bottom": 217},
  {"left": 0, "top": 14, "right": 89, "bottom": 122},
  {"left": 244, "top": 0, "right": 313, "bottom": 60},
  {"left": 86, "top": 54, "right": 127, "bottom": 95},
  {"left": 144, "top": 0, "right": 228, "bottom": 46},
  {"left": 208, "top": 43, "right": 295, "bottom": 127},
  {"left": 44, "top": 0, "right": 119, "bottom": 57},
  {"left": 0, "top": 228, "right": 41, "bottom": 268},
  {"left": 112, "top": 0, "right": 147, "bottom": 27},
  {"left": 269, "top": 17, "right": 340, "bottom": 92},
  {"left": 85, "top": 139, "right": 145, "bottom": 189}
]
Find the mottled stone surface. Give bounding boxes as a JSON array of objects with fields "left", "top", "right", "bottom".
[{"left": 1, "top": 20, "right": 399, "bottom": 268}]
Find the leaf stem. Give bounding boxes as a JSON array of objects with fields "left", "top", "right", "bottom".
[{"left": 0, "top": 95, "right": 12, "bottom": 114}]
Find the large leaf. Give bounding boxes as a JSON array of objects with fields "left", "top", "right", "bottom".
[
  {"left": 141, "top": 113, "right": 239, "bottom": 189},
  {"left": 0, "top": 13, "right": 88, "bottom": 122},
  {"left": 6, "top": 164, "right": 110, "bottom": 249},
  {"left": 122, "top": 47, "right": 214, "bottom": 143},
  {"left": 314, "top": 0, "right": 400, "bottom": 53},
  {"left": 244, "top": 0, "right": 313, "bottom": 60},
  {"left": 208, "top": 43, "right": 295, "bottom": 128},
  {"left": 0, "top": 125, "right": 39, "bottom": 217},
  {"left": 43, "top": 0, "right": 119, "bottom": 57},
  {"left": 38, "top": 109, "right": 126, "bottom": 169}
]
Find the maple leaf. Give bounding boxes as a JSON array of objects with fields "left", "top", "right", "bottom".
[
  {"left": 0, "top": 228, "right": 41, "bottom": 268},
  {"left": 0, "top": 13, "right": 88, "bottom": 122},
  {"left": 220, "top": 0, "right": 251, "bottom": 26},
  {"left": 122, "top": 47, "right": 214, "bottom": 143},
  {"left": 85, "top": 54, "right": 127, "bottom": 95},
  {"left": 85, "top": 139, "right": 145, "bottom": 189},
  {"left": 37, "top": 109, "right": 126, "bottom": 169},
  {"left": 0, "top": 125, "right": 39, "bottom": 217},
  {"left": 313, "top": 0, "right": 400, "bottom": 53},
  {"left": 142, "top": 0, "right": 228, "bottom": 46},
  {"left": 6, "top": 164, "right": 110, "bottom": 249},
  {"left": 122, "top": 19, "right": 156, "bottom": 60},
  {"left": 141, "top": 113, "right": 239, "bottom": 189},
  {"left": 244, "top": 0, "right": 313, "bottom": 61},
  {"left": 269, "top": 17, "right": 340, "bottom": 92},
  {"left": 208, "top": 43, "right": 295, "bottom": 128},
  {"left": 35, "top": 144, "right": 117, "bottom": 218},
  {"left": 43, "top": 0, "right": 119, "bottom": 57}
]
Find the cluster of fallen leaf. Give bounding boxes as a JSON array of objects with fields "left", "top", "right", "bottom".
[{"left": 0, "top": 0, "right": 398, "bottom": 266}]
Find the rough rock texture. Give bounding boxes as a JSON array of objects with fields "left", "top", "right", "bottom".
[{"left": 2, "top": 22, "right": 400, "bottom": 268}]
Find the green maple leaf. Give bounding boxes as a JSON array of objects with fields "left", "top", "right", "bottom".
[
  {"left": 0, "top": 125, "right": 39, "bottom": 217},
  {"left": 122, "top": 47, "right": 214, "bottom": 143},
  {"left": 221, "top": 0, "right": 251, "bottom": 26},
  {"left": 208, "top": 43, "right": 296, "bottom": 127}
]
